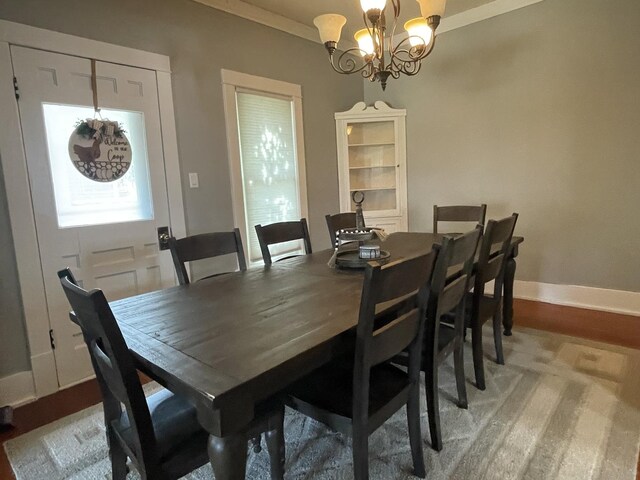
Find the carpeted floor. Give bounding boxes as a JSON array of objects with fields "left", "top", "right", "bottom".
[{"left": 4, "top": 326, "right": 640, "bottom": 480}]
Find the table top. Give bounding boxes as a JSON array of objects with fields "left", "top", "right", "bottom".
[{"left": 111, "top": 232, "right": 523, "bottom": 435}]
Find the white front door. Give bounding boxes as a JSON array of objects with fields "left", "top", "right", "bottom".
[{"left": 11, "top": 46, "right": 177, "bottom": 388}]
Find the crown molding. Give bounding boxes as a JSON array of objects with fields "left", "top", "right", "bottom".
[
  {"left": 193, "top": 0, "right": 319, "bottom": 43},
  {"left": 437, "top": 0, "right": 545, "bottom": 34},
  {"left": 192, "top": 0, "right": 545, "bottom": 49}
]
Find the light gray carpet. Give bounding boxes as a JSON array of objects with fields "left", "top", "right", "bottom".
[{"left": 4, "top": 326, "right": 640, "bottom": 479}]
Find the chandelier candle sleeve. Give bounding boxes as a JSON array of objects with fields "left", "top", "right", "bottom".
[
  {"left": 313, "top": 0, "right": 447, "bottom": 90},
  {"left": 313, "top": 14, "right": 347, "bottom": 46},
  {"left": 416, "top": 0, "right": 446, "bottom": 18}
]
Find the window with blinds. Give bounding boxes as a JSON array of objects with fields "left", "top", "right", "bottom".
[{"left": 236, "top": 90, "right": 303, "bottom": 262}]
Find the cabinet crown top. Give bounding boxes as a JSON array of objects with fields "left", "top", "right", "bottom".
[{"left": 335, "top": 101, "right": 406, "bottom": 119}]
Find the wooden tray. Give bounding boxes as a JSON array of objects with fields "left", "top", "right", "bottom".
[{"left": 335, "top": 250, "right": 391, "bottom": 269}]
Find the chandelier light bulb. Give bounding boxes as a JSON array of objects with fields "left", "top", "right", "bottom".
[
  {"left": 360, "top": 0, "right": 387, "bottom": 14},
  {"left": 404, "top": 17, "right": 433, "bottom": 47},
  {"left": 354, "top": 29, "right": 376, "bottom": 57}
]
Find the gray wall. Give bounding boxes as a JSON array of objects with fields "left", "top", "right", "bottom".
[
  {"left": 0, "top": 156, "right": 31, "bottom": 377},
  {"left": 0, "top": 0, "right": 363, "bottom": 377},
  {"left": 365, "top": 0, "right": 640, "bottom": 292}
]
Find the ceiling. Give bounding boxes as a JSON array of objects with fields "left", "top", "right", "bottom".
[{"left": 241, "top": 0, "right": 496, "bottom": 41}]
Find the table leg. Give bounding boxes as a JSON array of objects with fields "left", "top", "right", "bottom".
[
  {"left": 208, "top": 432, "right": 247, "bottom": 480},
  {"left": 503, "top": 257, "right": 516, "bottom": 336}
]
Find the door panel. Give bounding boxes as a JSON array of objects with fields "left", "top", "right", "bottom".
[{"left": 11, "top": 46, "right": 176, "bottom": 387}]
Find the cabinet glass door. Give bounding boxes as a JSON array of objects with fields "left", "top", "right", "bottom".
[{"left": 346, "top": 120, "right": 398, "bottom": 214}]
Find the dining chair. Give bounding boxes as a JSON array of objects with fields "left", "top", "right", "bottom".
[
  {"left": 393, "top": 227, "right": 482, "bottom": 451},
  {"left": 168, "top": 228, "right": 246, "bottom": 285},
  {"left": 255, "top": 218, "right": 312, "bottom": 266},
  {"left": 461, "top": 213, "right": 518, "bottom": 390},
  {"left": 287, "top": 251, "right": 438, "bottom": 480},
  {"left": 433, "top": 204, "right": 487, "bottom": 234},
  {"left": 325, "top": 212, "right": 358, "bottom": 248},
  {"left": 57, "top": 268, "right": 286, "bottom": 480}
]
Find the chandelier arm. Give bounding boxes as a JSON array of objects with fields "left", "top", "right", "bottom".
[
  {"left": 392, "top": 0, "right": 400, "bottom": 18},
  {"left": 328, "top": 49, "right": 373, "bottom": 75},
  {"left": 391, "top": 34, "right": 438, "bottom": 63},
  {"left": 390, "top": 54, "right": 423, "bottom": 76},
  {"left": 360, "top": 62, "right": 374, "bottom": 80},
  {"left": 388, "top": 7, "right": 400, "bottom": 56}
]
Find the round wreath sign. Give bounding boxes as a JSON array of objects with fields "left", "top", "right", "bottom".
[{"left": 68, "top": 119, "right": 132, "bottom": 182}]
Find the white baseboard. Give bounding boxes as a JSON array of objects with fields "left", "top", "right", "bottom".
[
  {"left": 31, "top": 350, "right": 60, "bottom": 398},
  {"left": 0, "top": 370, "right": 35, "bottom": 407},
  {"left": 514, "top": 280, "right": 640, "bottom": 317}
]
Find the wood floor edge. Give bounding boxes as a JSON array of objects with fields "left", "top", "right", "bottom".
[{"left": 514, "top": 298, "right": 640, "bottom": 350}]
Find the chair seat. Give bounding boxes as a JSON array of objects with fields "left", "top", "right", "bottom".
[
  {"left": 115, "top": 388, "right": 208, "bottom": 462},
  {"left": 392, "top": 323, "right": 458, "bottom": 369},
  {"left": 288, "top": 361, "right": 410, "bottom": 420},
  {"left": 470, "top": 292, "right": 500, "bottom": 323},
  {"left": 443, "top": 292, "right": 500, "bottom": 327}
]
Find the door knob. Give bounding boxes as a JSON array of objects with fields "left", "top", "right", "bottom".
[{"left": 157, "top": 226, "right": 171, "bottom": 250}]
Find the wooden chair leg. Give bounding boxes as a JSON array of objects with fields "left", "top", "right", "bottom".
[
  {"left": 425, "top": 365, "right": 442, "bottom": 451},
  {"left": 471, "top": 323, "right": 486, "bottom": 390},
  {"left": 250, "top": 434, "right": 262, "bottom": 453},
  {"left": 108, "top": 431, "right": 128, "bottom": 480},
  {"left": 352, "top": 425, "right": 369, "bottom": 480},
  {"left": 493, "top": 304, "right": 505, "bottom": 365},
  {"left": 407, "top": 383, "right": 426, "bottom": 477},
  {"left": 265, "top": 406, "right": 285, "bottom": 480},
  {"left": 453, "top": 338, "right": 468, "bottom": 409}
]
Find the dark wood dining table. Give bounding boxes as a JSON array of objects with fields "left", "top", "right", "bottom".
[{"left": 110, "top": 232, "right": 523, "bottom": 479}]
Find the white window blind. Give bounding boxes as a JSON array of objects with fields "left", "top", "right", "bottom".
[{"left": 236, "top": 91, "right": 302, "bottom": 262}]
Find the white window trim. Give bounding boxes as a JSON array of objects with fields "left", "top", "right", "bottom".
[
  {"left": 0, "top": 20, "right": 186, "bottom": 402},
  {"left": 221, "top": 69, "right": 309, "bottom": 265}
]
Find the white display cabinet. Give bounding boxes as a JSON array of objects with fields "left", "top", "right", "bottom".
[{"left": 335, "top": 101, "right": 407, "bottom": 233}]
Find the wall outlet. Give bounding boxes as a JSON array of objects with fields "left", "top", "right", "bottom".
[{"left": 189, "top": 172, "right": 199, "bottom": 188}]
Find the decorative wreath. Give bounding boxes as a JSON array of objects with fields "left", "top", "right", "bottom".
[
  {"left": 74, "top": 118, "right": 126, "bottom": 140},
  {"left": 68, "top": 118, "right": 132, "bottom": 182}
]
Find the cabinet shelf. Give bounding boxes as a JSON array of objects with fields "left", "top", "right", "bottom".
[
  {"left": 349, "top": 165, "right": 396, "bottom": 170},
  {"left": 348, "top": 142, "right": 395, "bottom": 147}
]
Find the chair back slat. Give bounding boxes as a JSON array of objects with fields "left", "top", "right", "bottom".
[
  {"left": 481, "top": 254, "right": 505, "bottom": 283},
  {"left": 370, "top": 309, "right": 421, "bottom": 366},
  {"left": 255, "top": 218, "right": 312, "bottom": 266},
  {"left": 169, "top": 228, "right": 246, "bottom": 284},
  {"left": 57, "top": 269, "right": 158, "bottom": 467},
  {"left": 372, "top": 254, "right": 435, "bottom": 305},
  {"left": 433, "top": 204, "right": 487, "bottom": 234},
  {"left": 447, "top": 227, "right": 482, "bottom": 267},
  {"left": 325, "top": 212, "right": 358, "bottom": 248},
  {"left": 438, "top": 274, "right": 469, "bottom": 314}
]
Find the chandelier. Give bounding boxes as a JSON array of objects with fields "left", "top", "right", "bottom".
[{"left": 313, "top": 0, "right": 446, "bottom": 90}]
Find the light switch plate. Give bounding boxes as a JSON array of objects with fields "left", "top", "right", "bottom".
[{"left": 188, "top": 172, "right": 199, "bottom": 188}]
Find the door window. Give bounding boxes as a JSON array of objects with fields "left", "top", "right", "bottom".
[{"left": 42, "top": 103, "right": 154, "bottom": 228}]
